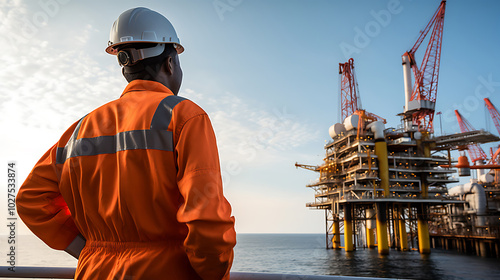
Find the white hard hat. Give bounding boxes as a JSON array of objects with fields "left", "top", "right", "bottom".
[{"left": 106, "top": 7, "right": 184, "bottom": 57}]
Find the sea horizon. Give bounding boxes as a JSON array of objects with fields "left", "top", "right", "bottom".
[{"left": 1, "top": 234, "right": 499, "bottom": 279}]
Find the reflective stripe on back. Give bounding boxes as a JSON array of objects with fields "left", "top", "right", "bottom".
[
  {"left": 56, "top": 95, "right": 186, "bottom": 165},
  {"left": 56, "top": 115, "right": 86, "bottom": 164},
  {"left": 150, "top": 95, "right": 186, "bottom": 130},
  {"left": 56, "top": 130, "right": 174, "bottom": 164}
]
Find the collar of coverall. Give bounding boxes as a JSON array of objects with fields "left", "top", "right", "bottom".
[{"left": 120, "top": 79, "right": 174, "bottom": 98}]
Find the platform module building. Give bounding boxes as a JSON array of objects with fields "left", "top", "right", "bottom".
[
  {"left": 430, "top": 176, "right": 500, "bottom": 257},
  {"left": 300, "top": 114, "right": 459, "bottom": 254}
]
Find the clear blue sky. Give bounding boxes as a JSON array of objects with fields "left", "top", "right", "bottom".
[{"left": 1, "top": 0, "right": 499, "bottom": 235}]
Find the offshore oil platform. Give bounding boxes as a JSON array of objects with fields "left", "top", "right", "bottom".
[{"left": 296, "top": 0, "right": 500, "bottom": 257}]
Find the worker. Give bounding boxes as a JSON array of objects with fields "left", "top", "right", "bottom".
[{"left": 16, "top": 7, "right": 236, "bottom": 280}]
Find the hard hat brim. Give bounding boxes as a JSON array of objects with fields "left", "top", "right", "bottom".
[{"left": 106, "top": 41, "right": 184, "bottom": 55}]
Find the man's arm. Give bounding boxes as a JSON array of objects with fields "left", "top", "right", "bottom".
[
  {"left": 176, "top": 113, "right": 236, "bottom": 280},
  {"left": 16, "top": 122, "right": 82, "bottom": 252}
]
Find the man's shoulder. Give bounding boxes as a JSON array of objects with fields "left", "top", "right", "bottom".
[
  {"left": 149, "top": 95, "right": 208, "bottom": 130},
  {"left": 165, "top": 95, "right": 207, "bottom": 118}
]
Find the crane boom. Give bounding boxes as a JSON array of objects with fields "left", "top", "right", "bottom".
[
  {"left": 484, "top": 98, "right": 500, "bottom": 135},
  {"left": 454, "top": 110, "right": 488, "bottom": 163},
  {"left": 295, "top": 163, "right": 319, "bottom": 172},
  {"left": 484, "top": 98, "right": 500, "bottom": 165}
]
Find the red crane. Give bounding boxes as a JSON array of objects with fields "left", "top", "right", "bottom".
[
  {"left": 339, "top": 58, "right": 360, "bottom": 122},
  {"left": 339, "top": 58, "right": 386, "bottom": 124},
  {"left": 339, "top": 58, "right": 386, "bottom": 139},
  {"left": 454, "top": 110, "right": 488, "bottom": 164},
  {"left": 484, "top": 98, "right": 500, "bottom": 164},
  {"left": 402, "top": 0, "right": 446, "bottom": 133}
]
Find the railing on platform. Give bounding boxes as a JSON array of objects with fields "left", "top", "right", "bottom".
[{"left": 0, "top": 266, "right": 399, "bottom": 279}]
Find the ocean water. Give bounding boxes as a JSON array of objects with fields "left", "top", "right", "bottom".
[
  {"left": 1, "top": 234, "right": 500, "bottom": 279},
  {"left": 233, "top": 234, "right": 500, "bottom": 279}
]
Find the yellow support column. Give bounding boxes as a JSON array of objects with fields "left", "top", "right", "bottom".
[
  {"left": 367, "top": 229, "right": 376, "bottom": 249},
  {"left": 399, "top": 212, "right": 408, "bottom": 251},
  {"left": 332, "top": 219, "right": 341, "bottom": 249},
  {"left": 393, "top": 206, "right": 401, "bottom": 250},
  {"left": 374, "top": 140, "right": 390, "bottom": 197},
  {"left": 344, "top": 220, "right": 353, "bottom": 252},
  {"left": 417, "top": 204, "right": 431, "bottom": 254},
  {"left": 344, "top": 204, "right": 354, "bottom": 252},
  {"left": 376, "top": 203, "right": 389, "bottom": 255},
  {"left": 421, "top": 181, "right": 429, "bottom": 199},
  {"left": 366, "top": 208, "right": 376, "bottom": 248},
  {"left": 423, "top": 139, "right": 431, "bottom": 158}
]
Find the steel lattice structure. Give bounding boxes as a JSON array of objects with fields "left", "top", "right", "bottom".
[{"left": 339, "top": 58, "right": 360, "bottom": 122}]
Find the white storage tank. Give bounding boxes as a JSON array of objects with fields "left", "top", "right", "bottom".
[
  {"left": 343, "top": 114, "right": 360, "bottom": 131},
  {"left": 329, "top": 123, "right": 346, "bottom": 139}
]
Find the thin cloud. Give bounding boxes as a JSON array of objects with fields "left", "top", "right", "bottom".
[
  {"left": 0, "top": 1, "right": 125, "bottom": 186},
  {"left": 0, "top": 2, "right": 125, "bottom": 132},
  {"left": 181, "top": 88, "right": 320, "bottom": 164}
]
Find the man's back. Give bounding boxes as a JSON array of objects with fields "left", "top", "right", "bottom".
[{"left": 17, "top": 80, "right": 236, "bottom": 279}]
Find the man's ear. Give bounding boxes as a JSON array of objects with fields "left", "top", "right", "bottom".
[{"left": 165, "top": 55, "right": 174, "bottom": 75}]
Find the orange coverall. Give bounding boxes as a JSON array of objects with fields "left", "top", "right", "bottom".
[{"left": 16, "top": 80, "right": 236, "bottom": 280}]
